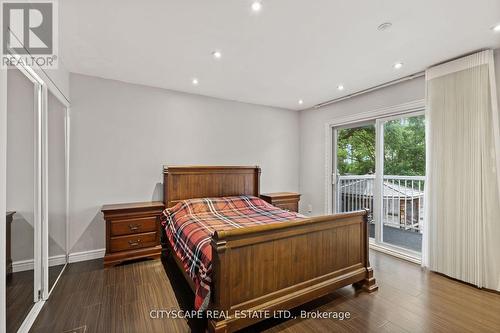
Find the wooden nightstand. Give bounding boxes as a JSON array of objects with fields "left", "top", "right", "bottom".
[
  {"left": 260, "top": 192, "right": 301, "bottom": 212},
  {"left": 102, "top": 201, "right": 165, "bottom": 267}
]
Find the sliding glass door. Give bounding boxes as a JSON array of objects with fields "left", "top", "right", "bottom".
[
  {"left": 333, "top": 112, "right": 425, "bottom": 258},
  {"left": 377, "top": 114, "right": 425, "bottom": 254},
  {"left": 333, "top": 122, "right": 376, "bottom": 239}
]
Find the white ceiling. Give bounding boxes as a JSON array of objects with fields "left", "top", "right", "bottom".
[{"left": 60, "top": 0, "right": 500, "bottom": 110}]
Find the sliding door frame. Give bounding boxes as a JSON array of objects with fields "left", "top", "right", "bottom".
[
  {"left": 1, "top": 55, "right": 71, "bottom": 333},
  {"left": 0, "top": 66, "right": 7, "bottom": 333},
  {"left": 325, "top": 99, "right": 425, "bottom": 262},
  {"left": 374, "top": 111, "right": 425, "bottom": 259},
  {"left": 0, "top": 63, "right": 45, "bottom": 333},
  {"left": 12, "top": 63, "right": 46, "bottom": 304},
  {"left": 43, "top": 84, "right": 71, "bottom": 300},
  {"left": 331, "top": 120, "right": 375, "bottom": 214},
  {"left": 7, "top": 61, "right": 47, "bottom": 333}
]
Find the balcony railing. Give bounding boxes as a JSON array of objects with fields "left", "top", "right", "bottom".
[{"left": 336, "top": 175, "right": 425, "bottom": 233}]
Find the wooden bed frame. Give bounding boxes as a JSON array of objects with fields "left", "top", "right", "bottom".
[{"left": 162, "top": 165, "right": 377, "bottom": 333}]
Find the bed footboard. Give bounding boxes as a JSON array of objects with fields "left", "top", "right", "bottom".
[{"left": 208, "top": 209, "right": 377, "bottom": 333}]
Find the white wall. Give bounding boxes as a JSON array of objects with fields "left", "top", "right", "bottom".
[
  {"left": 69, "top": 74, "right": 300, "bottom": 253},
  {"left": 298, "top": 77, "right": 425, "bottom": 216}
]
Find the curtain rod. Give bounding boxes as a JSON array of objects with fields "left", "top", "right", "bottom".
[{"left": 313, "top": 71, "right": 425, "bottom": 109}]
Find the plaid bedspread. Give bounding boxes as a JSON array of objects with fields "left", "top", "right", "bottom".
[{"left": 160, "top": 195, "right": 303, "bottom": 310}]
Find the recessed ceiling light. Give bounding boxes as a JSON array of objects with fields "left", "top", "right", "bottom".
[
  {"left": 377, "top": 22, "right": 392, "bottom": 31},
  {"left": 492, "top": 24, "right": 500, "bottom": 32},
  {"left": 298, "top": 99, "right": 304, "bottom": 105},
  {"left": 251, "top": 1, "right": 262, "bottom": 12},
  {"left": 212, "top": 50, "right": 222, "bottom": 59},
  {"left": 337, "top": 85, "right": 344, "bottom": 91},
  {"left": 394, "top": 62, "right": 403, "bottom": 69},
  {"left": 192, "top": 78, "right": 199, "bottom": 86}
]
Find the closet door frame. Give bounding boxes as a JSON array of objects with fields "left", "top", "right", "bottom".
[
  {"left": 1, "top": 64, "right": 7, "bottom": 333},
  {"left": 0, "top": 57, "right": 71, "bottom": 332},
  {"left": 0, "top": 61, "right": 45, "bottom": 333},
  {"left": 13, "top": 62, "right": 46, "bottom": 333},
  {"left": 11, "top": 63, "right": 46, "bottom": 304},
  {"left": 42, "top": 83, "right": 71, "bottom": 300}
]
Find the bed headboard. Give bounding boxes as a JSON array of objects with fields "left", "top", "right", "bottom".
[{"left": 163, "top": 165, "right": 261, "bottom": 208}]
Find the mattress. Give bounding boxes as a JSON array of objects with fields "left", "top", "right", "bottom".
[{"left": 160, "top": 195, "right": 303, "bottom": 310}]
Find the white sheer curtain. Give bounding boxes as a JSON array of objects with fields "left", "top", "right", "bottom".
[{"left": 423, "top": 50, "right": 500, "bottom": 291}]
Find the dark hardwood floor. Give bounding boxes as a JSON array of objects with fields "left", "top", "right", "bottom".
[
  {"left": 7, "top": 264, "right": 65, "bottom": 333},
  {"left": 7, "top": 269, "right": 34, "bottom": 333},
  {"left": 30, "top": 252, "right": 500, "bottom": 333}
]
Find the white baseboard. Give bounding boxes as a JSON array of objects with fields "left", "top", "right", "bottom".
[
  {"left": 68, "top": 248, "right": 105, "bottom": 263},
  {"left": 13, "top": 249, "right": 106, "bottom": 271},
  {"left": 12, "top": 254, "right": 67, "bottom": 273},
  {"left": 49, "top": 254, "right": 67, "bottom": 266},
  {"left": 12, "top": 259, "right": 34, "bottom": 273}
]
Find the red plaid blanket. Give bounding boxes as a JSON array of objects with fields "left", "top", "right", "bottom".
[{"left": 160, "top": 195, "right": 303, "bottom": 310}]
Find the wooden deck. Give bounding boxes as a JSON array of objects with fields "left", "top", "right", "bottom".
[
  {"left": 30, "top": 251, "right": 500, "bottom": 333},
  {"left": 369, "top": 224, "right": 422, "bottom": 252}
]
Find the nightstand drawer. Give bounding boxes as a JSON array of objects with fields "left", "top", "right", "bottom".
[
  {"left": 110, "top": 232, "right": 158, "bottom": 252},
  {"left": 110, "top": 216, "right": 158, "bottom": 236},
  {"left": 275, "top": 202, "right": 298, "bottom": 212},
  {"left": 260, "top": 192, "right": 300, "bottom": 213}
]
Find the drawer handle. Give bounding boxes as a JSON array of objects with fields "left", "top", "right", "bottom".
[
  {"left": 128, "top": 224, "right": 140, "bottom": 231},
  {"left": 128, "top": 239, "right": 141, "bottom": 247}
]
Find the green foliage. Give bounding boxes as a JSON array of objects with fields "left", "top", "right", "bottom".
[
  {"left": 383, "top": 116, "right": 425, "bottom": 176},
  {"left": 337, "top": 125, "right": 375, "bottom": 175},
  {"left": 337, "top": 116, "right": 425, "bottom": 176}
]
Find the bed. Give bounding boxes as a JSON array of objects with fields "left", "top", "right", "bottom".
[{"left": 161, "top": 165, "right": 377, "bottom": 333}]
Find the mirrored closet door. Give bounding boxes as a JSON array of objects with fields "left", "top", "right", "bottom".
[
  {"left": 6, "top": 67, "right": 40, "bottom": 333},
  {"left": 4, "top": 65, "right": 70, "bottom": 332},
  {"left": 46, "top": 91, "right": 68, "bottom": 294}
]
